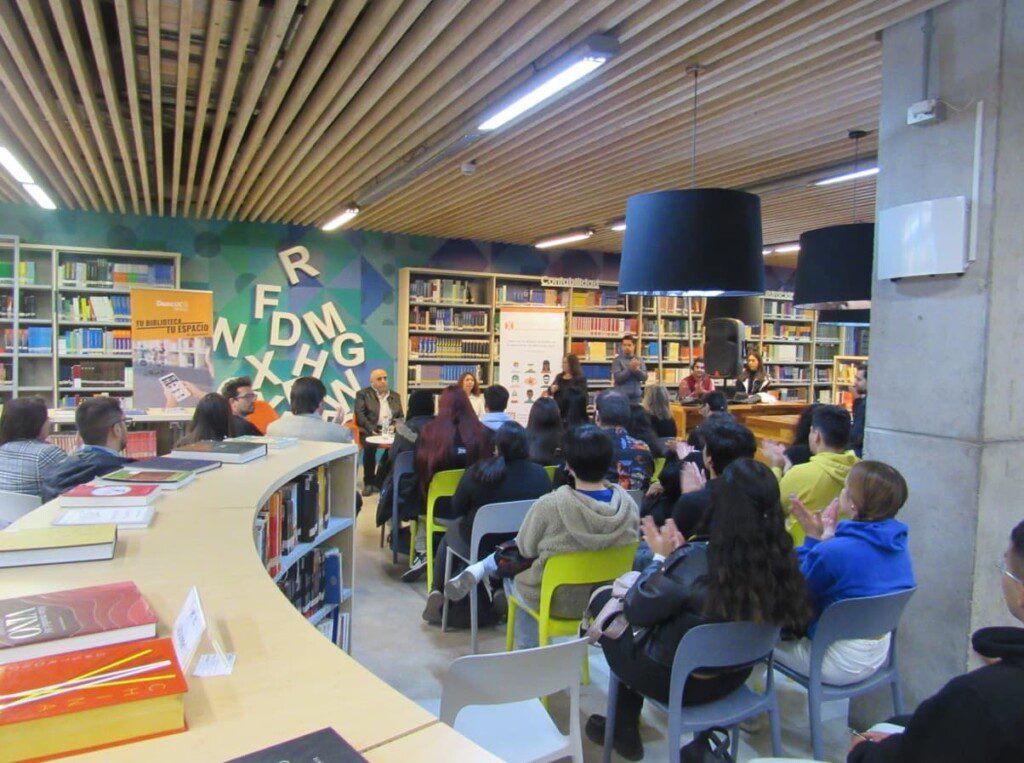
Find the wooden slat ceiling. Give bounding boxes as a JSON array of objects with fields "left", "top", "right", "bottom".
[{"left": 0, "top": 0, "right": 942, "bottom": 253}]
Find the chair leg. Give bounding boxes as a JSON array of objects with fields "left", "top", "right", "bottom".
[
  {"left": 767, "top": 691, "right": 783, "bottom": 757},
  {"left": 378, "top": 524, "right": 384, "bottom": 548},
  {"left": 441, "top": 548, "right": 454, "bottom": 633},
  {"left": 808, "top": 683, "right": 824, "bottom": 762},
  {"left": 469, "top": 582, "right": 479, "bottom": 654},
  {"left": 581, "top": 646, "right": 590, "bottom": 686},
  {"left": 505, "top": 596, "right": 517, "bottom": 652},
  {"left": 602, "top": 673, "right": 619, "bottom": 763},
  {"left": 730, "top": 726, "right": 739, "bottom": 758},
  {"left": 408, "top": 520, "right": 418, "bottom": 568},
  {"left": 425, "top": 525, "right": 435, "bottom": 590},
  {"left": 891, "top": 675, "right": 905, "bottom": 715}
]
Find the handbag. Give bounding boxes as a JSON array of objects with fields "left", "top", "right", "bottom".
[
  {"left": 492, "top": 540, "right": 535, "bottom": 578},
  {"left": 579, "top": 570, "right": 641, "bottom": 644},
  {"left": 679, "top": 727, "right": 734, "bottom": 762}
]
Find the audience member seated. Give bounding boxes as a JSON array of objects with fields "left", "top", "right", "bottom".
[
  {"left": 266, "top": 376, "right": 353, "bottom": 443},
  {"left": 735, "top": 349, "right": 771, "bottom": 396},
  {"left": 560, "top": 385, "right": 591, "bottom": 429},
  {"left": 403, "top": 386, "right": 491, "bottom": 582},
  {"left": 763, "top": 404, "right": 859, "bottom": 544},
  {"left": 596, "top": 391, "right": 655, "bottom": 490},
  {"left": 642, "top": 383, "right": 677, "bottom": 439},
  {"left": 375, "top": 390, "right": 435, "bottom": 532},
  {"left": 698, "top": 390, "right": 731, "bottom": 421},
  {"left": 777, "top": 460, "right": 915, "bottom": 687},
  {"left": 458, "top": 371, "right": 485, "bottom": 417},
  {"left": 585, "top": 458, "right": 811, "bottom": 760},
  {"left": 0, "top": 396, "right": 67, "bottom": 498},
  {"left": 175, "top": 393, "right": 232, "bottom": 447},
  {"left": 639, "top": 457, "right": 681, "bottom": 527},
  {"left": 627, "top": 404, "right": 665, "bottom": 457},
  {"left": 354, "top": 369, "right": 403, "bottom": 496},
  {"left": 221, "top": 376, "right": 262, "bottom": 437},
  {"left": 549, "top": 353, "right": 588, "bottom": 413},
  {"left": 479, "top": 385, "right": 514, "bottom": 431},
  {"left": 678, "top": 358, "right": 716, "bottom": 402},
  {"left": 423, "top": 422, "right": 553, "bottom": 624},
  {"left": 785, "top": 403, "right": 822, "bottom": 467},
  {"left": 40, "top": 397, "right": 131, "bottom": 502},
  {"left": 445, "top": 424, "right": 640, "bottom": 648},
  {"left": 847, "top": 518, "right": 1024, "bottom": 763},
  {"left": 672, "top": 418, "right": 757, "bottom": 538},
  {"left": 525, "top": 397, "right": 563, "bottom": 466}
]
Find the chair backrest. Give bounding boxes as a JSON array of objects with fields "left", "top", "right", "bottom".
[
  {"left": 668, "top": 622, "right": 781, "bottom": 709},
  {"left": 390, "top": 450, "right": 415, "bottom": 509},
  {"left": 246, "top": 399, "right": 279, "bottom": 435},
  {"left": 813, "top": 589, "right": 916, "bottom": 653},
  {"left": 344, "top": 418, "right": 360, "bottom": 446},
  {"left": 469, "top": 500, "right": 534, "bottom": 562},
  {"left": 426, "top": 468, "right": 465, "bottom": 515},
  {"left": 438, "top": 637, "right": 588, "bottom": 725},
  {"left": 0, "top": 489, "right": 42, "bottom": 527},
  {"left": 652, "top": 457, "right": 667, "bottom": 480},
  {"left": 544, "top": 464, "right": 557, "bottom": 481},
  {"left": 626, "top": 489, "right": 644, "bottom": 508},
  {"left": 539, "top": 543, "right": 638, "bottom": 617}
]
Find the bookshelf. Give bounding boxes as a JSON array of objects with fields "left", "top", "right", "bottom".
[
  {"left": 398, "top": 268, "right": 707, "bottom": 404},
  {"left": 0, "top": 242, "right": 181, "bottom": 407},
  {"left": 832, "top": 354, "right": 868, "bottom": 410}
]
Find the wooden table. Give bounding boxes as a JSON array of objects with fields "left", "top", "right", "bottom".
[
  {"left": 745, "top": 413, "right": 802, "bottom": 446},
  {"left": 671, "top": 402, "right": 809, "bottom": 438},
  {"left": 1, "top": 443, "right": 492, "bottom": 761}
]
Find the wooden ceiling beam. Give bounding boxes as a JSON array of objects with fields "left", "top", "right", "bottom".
[
  {"left": 232, "top": 0, "right": 405, "bottom": 220},
  {"left": 194, "top": 0, "right": 260, "bottom": 215},
  {"left": 146, "top": 0, "right": 164, "bottom": 215},
  {"left": 169, "top": 0, "right": 194, "bottom": 216},
  {"left": 182, "top": 0, "right": 227, "bottom": 215},
  {"left": 204, "top": 0, "right": 300, "bottom": 217},
  {"left": 81, "top": 0, "right": 140, "bottom": 215},
  {"left": 212, "top": 0, "right": 334, "bottom": 219},
  {"left": 113, "top": 0, "right": 151, "bottom": 216}
]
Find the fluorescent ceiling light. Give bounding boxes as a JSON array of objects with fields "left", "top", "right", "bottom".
[
  {"left": 609, "top": 220, "right": 627, "bottom": 232},
  {"left": 813, "top": 167, "right": 879, "bottom": 187},
  {"left": 23, "top": 184, "right": 55, "bottom": 210},
  {"left": 321, "top": 205, "right": 360, "bottom": 231},
  {"left": 535, "top": 229, "right": 593, "bottom": 249},
  {"left": 0, "top": 147, "right": 34, "bottom": 184},
  {"left": 772, "top": 243, "right": 801, "bottom": 253}
]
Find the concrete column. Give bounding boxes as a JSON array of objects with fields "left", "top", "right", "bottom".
[{"left": 867, "top": 0, "right": 1024, "bottom": 709}]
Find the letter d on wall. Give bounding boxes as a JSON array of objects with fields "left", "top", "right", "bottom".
[{"left": 270, "top": 312, "right": 302, "bottom": 347}]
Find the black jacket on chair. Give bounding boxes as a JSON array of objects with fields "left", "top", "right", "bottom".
[{"left": 354, "top": 387, "right": 404, "bottom": 437}]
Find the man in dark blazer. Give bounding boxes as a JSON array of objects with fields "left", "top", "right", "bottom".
[{"left": 354, "top": 368, "right": 403, "bottom": 496}]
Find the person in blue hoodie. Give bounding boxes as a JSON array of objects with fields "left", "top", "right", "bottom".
[
  {"left": 775, "top": 460, "right": 916, "bottom": 685},
  {"left": 40, "top": 397, "right": 132, "bottom": 503}
]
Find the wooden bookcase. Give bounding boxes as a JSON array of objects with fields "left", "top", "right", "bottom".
[
  {"left": 397, "top": 267, "right": 706, "bottom": 404},
  {"left": 832, "top": 354, "right": 869, "bottom": 410},
  {"left": 0, "top": 241, "right": 181, "bottom": 407}
]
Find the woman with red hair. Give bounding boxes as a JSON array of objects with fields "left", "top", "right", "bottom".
[{"left": 402, "top": 385, "right": 491, "bottom": 582}]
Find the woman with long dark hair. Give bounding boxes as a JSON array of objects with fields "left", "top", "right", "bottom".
[
  {"left": 175, "top": 393, "right": 232, "bottom": 446},
  {"left": 548, "top": 353, "right": 588, "bottom": 411},
  {"left": 424, "top": 422, "right": 552, "bottom": 623},
  {"left": 404, "top": 385, "right": 491, "bottom": 581},
  {"left": 458, "top": 371, "right": 485, "bottom": 417},
  {"left": 375, "top": 389, "right": 436, "bottom": 530},
  {"left": 627, "top": 404, "right": 665, "bottom": 457},
  {"left": 0, "top": 396, "right": 67, "bottom": 498},
  {"left": 586, "top": 458, "right": 810, "bottom": 759},
  {"left": 735, "top": 349, "right": 771, "bottom": 396},
  {"left": 526, "top": 397, "right": 563, "bottom": 466},
  {"left": 560, "top": 385, "right": 590, "bottom": 429}
]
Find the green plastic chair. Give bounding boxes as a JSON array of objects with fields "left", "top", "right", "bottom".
[
  {"left": 423, "top": 468, "right": 465, "bottom": 591},
  {"left": 544, "top": 465, "right": 557, "bottom": 481},
  {"left": 652, "top": 457, "right": 666, "bottom": 481},
  {"left": 506, "top": 543, "right": 638, "bottom": 686}
]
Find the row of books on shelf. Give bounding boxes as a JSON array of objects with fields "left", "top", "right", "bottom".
[
  {"left": 59, "top": 360, "right": 133, "bottom": 387},
  {"left": 815, "top": 347, "right": 840, "bottom": 361},
  {"left": 776, "top": 388, "right": 809, "bottom": 402},
  {"left": 275, "top": 547, "right": 344, "bottom": 623},
  {"left": 496, "top": 284, "right": 562, "bottom": 305},
  {"left": 643, "top": 296, "right": 704, "bottom": 313},
  {"left": 643, "top": 341, "right": 701, "bottom": 362},
  {"left": 0, "top": 260, "right": 39, "bottom": 284},
  {"left": 1, "top": 326, "right": 52, "bottom": 353},
  {"left": 569, "top": 315, "right": 638, "bottom": 335},
  {"left": 58, "top": 328, "right": 132, "bottom": 354},
  {"left": 48, "top": 430, "right": 158, "bottom": 459},
  {"left": 410, "top": 277, "right": 475, "bottom": 303},
  {"left": 59, "top": 259, "right": 174, "bottom": 288},
  {"left": 570, "top": 289, "right": 625, "bottom": 309},
  {"left": 0, "top": 293, "right": 37, "bottom": 318},
  {"left": 408, "top": 336, "right": 489, "bottom": 358},
  {"left": 580, "top": 364, "right": 612, "bottom": 382},
  {"left": 774, "top": 368, "right": 811, "bottom": 382},
  {"left": 59, "top": 294, "right": 131, "bottom": 322},
  {"left": 59, "top": 391, "right": 133, "bottom": 407},
  {"left": 255, "top": 470, "right": 329, "bottom": 578},
  {"left": 762, "top": 297, "right": 812, "bottom": 319},
  {"left": 408, "top": 363, "right": 483, "bottom": 384},
  {"left": 764, "top": 325, "right": 812, "bottom": 341},
  {"left": 409, "top": 305, "right": 487, "bottom": 331},
  {"left": 659, "top": 317, "right": 700, "bottom": 335},
  {"left": 766, "top": 344, "right": 810, "bottom": 362},
  {"left": 570, "top": 340, "right": 618, "bottom": 361}
]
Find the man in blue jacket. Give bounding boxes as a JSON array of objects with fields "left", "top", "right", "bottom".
[{"left": 40, "top": 397, "right": 131, "bottom": 502}]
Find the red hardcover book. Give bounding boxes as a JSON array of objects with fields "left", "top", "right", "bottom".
[
  {"left": 0, "top": 581, "right": 158, "bottom": 665},
  {"left": 267, "top": 491, "right": 282, "bottom": 578},
  {"left": 0, "top": 637, "right": 188, "bottom": 761},
  {"left": 59, "top": 483, "right": 160, "bottom": 507}
]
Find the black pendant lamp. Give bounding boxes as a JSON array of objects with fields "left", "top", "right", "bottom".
[
  {"left": 794, "top": 130, "right": 874, "bottom": 313},
  {"left": 619, "top": 65, "right": 765, "bottom": 297}
]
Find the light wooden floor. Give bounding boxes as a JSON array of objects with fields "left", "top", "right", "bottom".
[{"left": 351, "top": 495, "right": 854, "bottom": 762}]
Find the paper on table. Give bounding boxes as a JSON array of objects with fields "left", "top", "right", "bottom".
[
  {"left": 172, "top": 586, "right": 207, "bottom": 671},
  {"left": 193, "top": 651, "right": 236, "bottom": 677},
  {"left": 52, "top": 506, "right": 154, "bottom": 528}
]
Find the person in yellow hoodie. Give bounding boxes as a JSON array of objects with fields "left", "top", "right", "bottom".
[{"left": 763, "top": 404, "right": 859, "bottom": 544}]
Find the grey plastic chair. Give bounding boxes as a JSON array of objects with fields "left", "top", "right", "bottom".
[
  {"left": 626, "top": 489, "right": 645, "bottom": 509},
  {"left": 0, "top": 489, "right": 41, "bottom": 529},
  {"left": 441, "top": 499, "right": 533, "bottom": 653},
  {"left": 602, "top": 622, "right": 783, "bottom": 763},
  {"left": 437, "top": 638, "right": 587, "bottom": 762},
  {"left": 775, "top": 588, "right": 916, "bottom": 761},
  {"left": 388, "top": 450, "right": 415, "bottom": 563}
]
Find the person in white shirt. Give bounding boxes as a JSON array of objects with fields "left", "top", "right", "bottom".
[
  {"left": 267, "top": 377, "right": 354, "bottom": 445},
  {"left": 458, "top": 371, "right": 485, "bottom": 417}
]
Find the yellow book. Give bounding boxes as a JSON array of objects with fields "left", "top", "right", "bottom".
[{"left": 0, "top": 525, "right": 117, "bottom": 568}]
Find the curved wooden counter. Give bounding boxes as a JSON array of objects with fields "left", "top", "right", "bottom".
[{"left": 0, "top": 442, "right": 495, "bottom": 761}]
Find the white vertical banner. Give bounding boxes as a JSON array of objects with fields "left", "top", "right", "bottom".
[{"left": 499, "top": 306, "right": 565, "bottom": 424}]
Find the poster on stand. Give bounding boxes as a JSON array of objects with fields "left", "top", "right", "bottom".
[
  {"left": 498, "top": 306, "right": 565, "bottom": 424},
  {"left": 130, "top": 288, "right": 215, "bottom": 408}
]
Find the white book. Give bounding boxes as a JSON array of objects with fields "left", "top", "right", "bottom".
[{"left": 52, "top": 506, "right": 155, "bottom": 529}]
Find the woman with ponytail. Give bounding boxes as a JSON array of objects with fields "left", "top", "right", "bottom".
[
  {"left": 585, "top": 458, "right": 811, "bottom": 760},
  {"left": 424, "top": 422, "right": 552, "bottom": 624}
]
